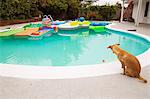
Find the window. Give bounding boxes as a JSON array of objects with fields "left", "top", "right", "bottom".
[{"left": 144, "top": 2, "right": 149, "bottom": 17}]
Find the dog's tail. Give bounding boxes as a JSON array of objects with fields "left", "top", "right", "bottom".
[{"left": 137, "top": 76, "right": 147, "bottom": 83}]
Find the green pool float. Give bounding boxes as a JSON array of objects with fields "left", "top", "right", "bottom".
[
  {"left": 89, "top": 26, "right": 105, "bottom": 32},
  {"left": 0, "top": 28, "right": 24, "bottom": 37},
  {"left": 23, "top": 23, "right": 43, "bottom": 28}
]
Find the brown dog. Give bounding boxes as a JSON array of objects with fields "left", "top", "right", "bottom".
[{"left": 108, "top": 44, "right": 147, "bottom": 83}]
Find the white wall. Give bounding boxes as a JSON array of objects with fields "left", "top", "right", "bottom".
[
  {"left": 132, "top": 0, "right": 138, "bottom": 21},
  {"left": 132, "top": 0, "right": 150, "bottom": 24},
  {"left": 143, "top": 0, "right": 150, "bottom": 24}
]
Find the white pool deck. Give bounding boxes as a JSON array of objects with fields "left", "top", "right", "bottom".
[{"left": 0, "top": 21, "right": 150, "bottom": 99}]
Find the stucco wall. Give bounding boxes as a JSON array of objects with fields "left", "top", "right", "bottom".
[{"left": 132, "top": 0, "right": 150, "bottom": 24}]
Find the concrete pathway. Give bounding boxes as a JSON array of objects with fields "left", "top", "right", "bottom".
[
  {"left": 0, "top": 66, "right": 150, "bottom": 99},
  {"left": 0, "top": 21, "right": 150, "bottom": 99},
  {"left": 111, "top": 21, "right": 150, "bottom": 37}
]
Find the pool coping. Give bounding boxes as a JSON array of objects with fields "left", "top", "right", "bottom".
[{"left": 0, "top": 23, "right": 150, "bottom": 79}]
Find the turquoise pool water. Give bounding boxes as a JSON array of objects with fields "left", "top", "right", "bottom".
[{"left": 0, "top": 28, "right": 149, "bottom": 66}]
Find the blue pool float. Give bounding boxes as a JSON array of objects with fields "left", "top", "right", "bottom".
[
  {"left": 90, "top": 22, "right": 109, "bottom": 26},
  {"left": 52, "top": 21, "right": 66, "bottom": 25},
  {"left": 79, "top": 17, "right": 85, "bottom": 22}
]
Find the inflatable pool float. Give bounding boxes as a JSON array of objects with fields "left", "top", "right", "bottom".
[
  {"left": 70, "top": 21, "right": 79, "bottom": 26},
  {"left": 28, "top": 28, "right": 55, "bottom": 40},
  {"left": 0, "top": 28, "right": 24, "bottom": 37},
  {"left": 39, "top": 25, "right": 57, "bottom": 30},
  {"left": 89, "top": 26, "right": 105, "bottom": 32},
  {"left": 23, "top": 23, "right": 43, "bottom": 28},
  {"left": 0, "top": 28, "right": 11, "bottom": 32},
  {"left": 79, "top": 17, "right": 85, "bottom": 22},
  {"left": 58, "top": 22, "right": 79, "bottom": 30},
  {"left": 14, "top": 28, "right": 39, "bottom": 36},
  {"left": 28, "top": 25, "right": 57, "bottom": 40},
  {"left": 90, "top": 22, "right": 110, "bottom": 26},
  {"left": 52, "top": 21, "right": 66, "bottom": 25},
  {"left": 79, "top": 21, "right": 91, "bottom": 28}
]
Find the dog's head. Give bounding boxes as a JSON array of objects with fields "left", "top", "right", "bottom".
[{"left": 107, "top": 44, "right": 120, "bottom": 49}]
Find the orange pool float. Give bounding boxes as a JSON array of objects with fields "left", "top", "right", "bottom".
[{"left": 15, "top": 28, "right": 39, "bottom": 36}]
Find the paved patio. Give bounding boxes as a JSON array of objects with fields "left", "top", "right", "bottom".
[
  {"left": 111, "top": 21, "right": 150, "bottom": 37},
  {"left": 0, "top": 21, "right": 150, "bottom": 99}
]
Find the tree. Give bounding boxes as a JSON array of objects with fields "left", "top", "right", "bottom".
[
  {"left": 0, "top": 0, "right": 42, "bottom": 20},
  {"left": 0, "top": 0, "right": 117, "bottom": 21}
]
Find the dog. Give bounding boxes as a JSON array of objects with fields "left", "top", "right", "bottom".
[{"left": 107, "top": 44, "right": 147, "bottom": 83}]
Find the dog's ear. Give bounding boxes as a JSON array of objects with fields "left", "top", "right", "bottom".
[{"left": 107, "top": 46, "right": 112, "bottom": 49}]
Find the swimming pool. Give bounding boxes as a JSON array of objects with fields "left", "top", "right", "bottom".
[
  {"left": 0, "top": 29, "right": 149, "bottom": 66},
  {"left": 0, "top": 23, "right": 150, "bottom": 79},
  {"left": 0, "top": 27, "right": 149, "bottom": 67}
]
